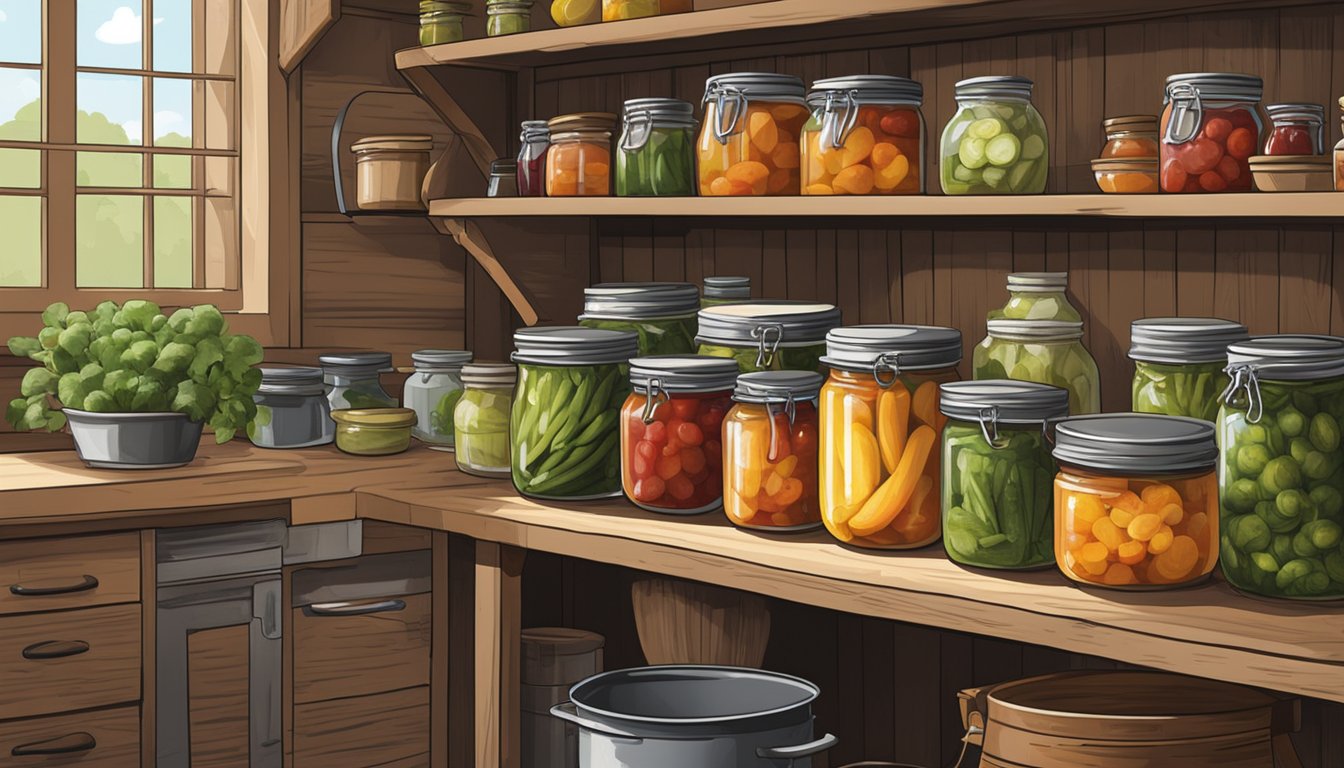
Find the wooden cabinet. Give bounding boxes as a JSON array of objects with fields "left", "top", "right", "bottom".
[
  {"left": 0, "top": 602, "right": 141, "bottom": 719},
  {"left": 293, "top": 591, "right": 431, "bottom": 703},
  {"left": 0, "top": 705, "right": 140, "bottom": 767},
  {"left": 0, "top": 532, "right": 140, "bottom": 615},
  {"left": 294, "top": 687, "right": 431, "bottom": 768}
]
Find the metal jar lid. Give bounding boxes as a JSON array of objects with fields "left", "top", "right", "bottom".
[
  {"left": 581, "top": 282, "right": 701, "bottom": 320},
  {"left": 1006, "top": 272, "right": 1067, "bottom": 293},
  {"left": 702, "top": 276, "right": 750, "bottom": 300},
  {"left": 697, "top": 302, "right": 841, "bottom": 346},
  {"left": 1053, "top": 413, "right": 1217, "bottom": 474},
  {"left": 461, "top": 362, "right": 517, "bottom": 388},
  {"left": 1225, "top": 335, "right": 1344, "bottom": 381},
  {"left": 489, "top": 158, "right": 517, "bottom": 175},
  {"left": 703, "top": 72, "right": 806, "bottom": 101},
  {"left": 733, "top": 371, "right": 824, "bottom": 404},
  {"left": 986, "top": 319, "right": 1083, "bottom": 341},
  {"left": 1164, "top": 72, "right": 1263, "bottom": 102},
  {"left": 1266, "top": 103, "right": 1325, "bottom": 122},
  {"left": 548, "top": 113, "right": 619, "bottom": 133},
  {"left": 621, "top": 98, "right": 696, "bottom": 124},
  {"left": 319, "top": 351, "right": 393, "bottom": 375},
  {"left": 954, "top": 76, "right": 1034, "bottom": 101},
  {"left": 1129, "top": 318, "right": 1248, "bottom": 365},
  {"left": 258, "top": 366, "right": 326, "bottom": 397},
  {"left": 1103, "top": 115, "right": 1159, "bottom": 135},
  {"left": 822, "top": 325, "right": 962, "bottom": 374},
  {"left": 629, "top": 355, "right": 740, "bottom": 394},
  {"left": 939, "top": 380, "right": 1069, "bottom": 423},
  {"left": 807, "top": 75, "right": 923, "bottom": 106},
  {"left": 520, "top": 119, "right": 551, "bottom": 139},
  {"left": 512, "top": 326, "right": 639, "bottom": 366},
  {"left": 412, "top": 349, "right": 473, "bottom": 371}
]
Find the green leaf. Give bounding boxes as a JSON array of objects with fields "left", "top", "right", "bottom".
[
  {"left": 58, "top": 372, "right": 86, "bottom": 410},
  {"left": 20, "top": 368, "right": 58, "bottom": 397},
  {"left": 189, "top": 337, "right": 224, "bottom": 380},
  {"left": 92, "top": 301, "right": 118, "bottom": 322},
  {"left": 38, "top": 326, "right": 61, "bottom": 350},
  {"left": 172, "top": 380, "right": 216, "bottom": 423},
  {"left": 120, "top": 340, "right": 159, "bottom": 373},
  {"left": 184, "top": 304, "right": 225, "bottom": 337},
  {"left": 166, "top": 307, "right": 194, "bottom": 333},
  {"left": 45, "top": 411, "right": 67, "bottom": 431},
  {"left": 7, "top": 336, "right": 41, "bottom": 358},
  {"left": 41, "top": 302, "right": 70, "bottom": 328},
  {"left": 57, "top": 323, "right": 93, "bottom": 358},
  {"left": 6, "top": 398, "right": 28, "bottom": 429},
  {"left": 120, "top": 300, "right": 162, "bottom": 332},
  {"left": 152, "top": 341, "right": 195, "bottom": 375},
  {"left": 83, "top": 390, "right": 116, "bottom": 413}
]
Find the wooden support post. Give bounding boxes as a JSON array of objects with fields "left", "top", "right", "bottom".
[
  {"left": 474, "top": 541, "right": 526, "bottom": 768},
  {"left": 439, "top": 217, "right": 541, "bottom": 326},
  {"left": 400, "top": 65, "right": 501, "bottom": 177}
]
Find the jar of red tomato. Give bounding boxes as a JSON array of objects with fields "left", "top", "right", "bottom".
[
  {"left": 723, "top": 371, "right": 823, "bottom": 531},
  {"left": 1263, "top": 103, "right": 1325, "bottom": 156},
  {"left": 621, "top": 356, "right": 738, "bottom": 515},
  {"left": 1160, "top": 73, "right": 1263, "bottom": 193}
]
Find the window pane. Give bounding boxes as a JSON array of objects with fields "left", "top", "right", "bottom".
[
  {"left": 77, "top": 151, "right": 142, "bottom": 187},
  {"left": 0, "top": 67, "right": 40, "bottom": 140},
  {"left": 0, "top": 1, "right": 41, "bottom": 64},
  {"left": 77, "top": 73, "right": 143, "bottom": 145},
  {"left": 154, "top": 196, "right": 192, "bottom": 287},
  {"left": 0, "top": 196, "right": 40, "bottom": 286},
  {"left": 153, "top": 77, "right": 192, "bottom": 145},
  {"left": 154, "top": 154, "right": 191, "bottom": 188},
  {"left": 77, "top": 194, "right": 143, "bottom": 288},
  {"left": 0, "top": 149, "right": 39, "bottom": 187},
  {"left": 153, "top": 0, "right": 191, "bottom": 72},
  {"left": 78, "top": 0, "right": 143, "bottom": 69}
]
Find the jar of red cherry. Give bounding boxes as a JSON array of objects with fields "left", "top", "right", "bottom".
[
  {"left": 620, "top": 356, "right": 738, "bottom": 515},
  {"left": 1263, "top": 103, "right": 1325, "bottom": 156},
  {"left": 1160, "top": 73, "right": 1263, "bottom": 193}
]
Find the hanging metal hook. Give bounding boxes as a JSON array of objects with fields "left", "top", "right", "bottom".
[{"left": 978, "top": 406, "right": 1011, "bottom": 449}]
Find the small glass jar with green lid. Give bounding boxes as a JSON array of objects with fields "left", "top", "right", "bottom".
[
  {"left": 486, "top": 0, "right": 533, "bottom": 36},
  {"left": 1129, "top": 317, "right": 1248, "bottom": 422},
  {"left": 419, "top": 0, "right": 472, "bottom": 45},
  {"left": 696, "top": 301, "right": 842, "bottom": 373},
  {"left": 578, "top": 282, "right": 700, "bottom": 356},
  {"left": 319, "top": 352, "right": 398, "bottom": 411},
  {"left": 974, "top": 320, "right": 1101, "bottom": 415},
  {"left": 455, "top": 363, "right": 517, "bottom": 478},
  {"left": 701, "top": 276, "right": 750, "bottom": 308}
]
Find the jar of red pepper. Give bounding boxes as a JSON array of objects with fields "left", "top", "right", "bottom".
[
  {"left": 517, "top": 120, "right": 550, "bottom": 197},
  {"left": 1160, "top": 73, "right": 1263, "bottom": 193},
  {"left": 1263, "top": 103, "right": 1325, "bottom": 156},
  {"left": 621, "top": 356, "right": 738, "bottom": 515}
]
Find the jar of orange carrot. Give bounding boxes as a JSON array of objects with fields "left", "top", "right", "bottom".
[
  {"left": 698, "top": 73, "right": 809, "bottom": 196},
  {"left": 801, "top": 75, "right": 925, "bottom": 195},
  {"left": 723, "top": 371, "right": 823, "bottom": 531}
]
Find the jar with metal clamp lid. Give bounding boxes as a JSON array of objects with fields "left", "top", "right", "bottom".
[
  {"left": 517, "top": 120, "right": 550, "bottom": 197},
  {"left": 403, "top": 349, "right": 472, "bottom": 449},
  {"left": 249, "top": 366, "right": 335, "bottom": 449},
  {"left": 698, "top": 73, "right": 809, "bottom": 196},
  {"left": 724, "top": 371, "right": 824, "bottom": 531},
  {"left": 801, "top": 75, "right": 925, "bottom": 195},
  {"left": 696, "top": 301, "right": 841, "bottom": 373},
  {"left": 615, "top": 98, "right": 698, "bottom": 196},
  {"left": 1160, "top": 72, "right": 1263, "bottom": 193}
]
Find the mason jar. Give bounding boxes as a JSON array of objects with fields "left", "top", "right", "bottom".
[
  {"left": 517, "top": 120, "right": 551, "bottom": 197},
  {"left": 698, "top": 73, "right": 808, "bottom": 196},
  {"left": 1160, "top": 73, "right": 1263, "bottom": 193},
  {"left": 249, "top": 366, "right": 334, "bottom": 449},
  {"left": 974, "top": 320, "right": 1100, "bottom": 415},
  {"left": 615, "top": 98, "right": 697, "bottom": 197},
  {"left": 940, "top": 76, "right": 1048, "bottom": 194},
  {"left": 1054, "top": 414, "right": 1220, "bottom": 589},
  {"left": 1129, "top": 317, "right": 1248, "bottom": 422},
  {"left": 419, "top": 0, "right": 471, "bottom": 45},
  {"left": 802, "top": 75, "right": 925, "bottom": 195},
  {"left": 724, "top": 371, "right": 823, "bottom": 531},
  {"left": 319, "top": 352, "right": 397, "bottom": 411},
  {"left": 1263, "top": 103, "right": 1325, "bottom": 156},
  {"left": 546, "top": 113, "right": 618, "bottom": 197},
  {"left": 940, "top": 380, "right": 1069, "bottom": 569},
  {"left": 696, "top": 301, "right": 841, "bottom": 373},
  {"left": 455, "top": 363, "right": 517, "bottom": 478},
  {"left": 986, "top": 272, "right": 1081, "bottom": 322},
  {"left": 487, "top": 159, "right": 519, "bottom": 197},
  {"left": 578, "top": 282, "right": 700, "bottom": 356},
  {"left": 485, "top": 0, "right": 532, "bottom": 35},
  {"left": 701, "top": 276, "right": 750, "bottom": 308},
  {"left": 403, "top": 349, "right": 472, "bottom": 449}
]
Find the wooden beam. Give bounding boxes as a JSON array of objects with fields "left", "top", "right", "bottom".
[
  {"left": 399, "top": 65, "right": 501, "bottom": 177},
  {"left": 439, "top": 218, "right": 540, "bottom": 326},
  {"left": 279, "top": 0, "right": 340, "bottom": 73},
  {"left": 473, "top": 541, "right": 525, "bottom": 768}
]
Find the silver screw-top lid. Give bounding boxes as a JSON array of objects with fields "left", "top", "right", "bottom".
[
  {"left": 1266, "top": 102, "right": 1325, "bottom": 122},
  {"left": 489, "top": 158, "right": 517, "bottom": 175},
  {"left": 1225, "top": 335, "right": 1344, "bottom": 381},
  {"left": 822, "top": 325, "right": 962, "bottom": 373},
  {"left": 318, "top": 351, "right": 393, "bottom": 374},
  {"left": 703, "top": 72, "right": 806, "bottom": 101},
  {"left": 1052, "top": 413, "right": 1217, "bottom": 474},
  {"left": 1006, "top": 272, "right": 1067, "bottom": 293},
  {"left": 955, "top": 76, "right": 1034, "bottom": 101},
  {"left": 512, "top": 326, "right": 639, "bottom": 366},
  {"left": 1129, "top": 318, "right": 1249, "bottom": 365},
  {"left": 986, "top": 319, "right": 1084, "bottom": 341},
  {"left": 807, "top": 75, "right": 923, "bottom": 106},
  {"left": 939, "top": 380, "right": 1070, "bottom": 423},
  {"left": 696, "top": 302, "right": 841, "bottom": 346},
  {"left": 733, "top": 371, "right": 824, "bottom": 404},
  {"left": 461, "top": 363, "right": 517, "bottom": 388},
  {"left": 702, "top": 276, "right": 751, "bottom": 300},
  {"left": 621, "top": 97, "right": 696, "bottom": 123},
  {"left": 629, "top": 355, "right": 740, "bottom": 394},
  {"left": 581, "top": 282, "right": 701, "bottom": 320},
  {"left": 258, "top": 366, "right": 325, "bottom": 396},
  {"left": 412, "top": 349, "right": 473, "bottom": 370}
]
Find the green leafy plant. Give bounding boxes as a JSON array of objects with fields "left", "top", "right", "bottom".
[{"left": 6, "top": 300, "right": 264, "bottom": 444}]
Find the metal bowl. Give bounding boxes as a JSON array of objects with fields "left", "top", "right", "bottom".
[{"left": 63, "top": 409, "right": 204, "bottom": 469}]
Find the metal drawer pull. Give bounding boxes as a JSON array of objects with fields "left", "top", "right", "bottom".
[
  {"left": 10, "top": 575, "right": 99, "bottom": 596},
  {"left": 12, "top": 732, "right": 97, "bottom": 756},
  {"left": 22, "top": 640, "right": 91, "bottom": 660},
  {"left": 305, "top": 598, "right": 406, "bottom": 617}
]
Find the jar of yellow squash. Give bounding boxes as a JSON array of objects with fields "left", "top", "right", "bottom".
[
  {"left": 698, "top": 73, "right": 809, "bottom": 196},
  {"left": 819, "top": 325, "right": 963, "bottom": 549},
  {"left": 802, "top": 75, "right": 925, "bottom": 195}
]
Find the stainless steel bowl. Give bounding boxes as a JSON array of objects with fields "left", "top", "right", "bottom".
[{"left": 64, "top": 409, "right": 204, "bottom": 469}]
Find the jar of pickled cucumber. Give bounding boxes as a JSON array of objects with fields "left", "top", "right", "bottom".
[
  {"left": 1054, "top": 414, "right": 1220, "bottom": 589},
  {"left": 486, "top": 0, "right": 532, "bottom": 35},
  {"left": 986, "top": 272, "right": 1081, "bottom": 322},
  {"left": 941, "top": 380, "right": 1069, "bottom": 569},
  {"left": 419, "top": 0, "right": 472, "bottom": 45},
  {"left": 455, "top": 363, "right": 516, "bottom": 478},
  {"left": 697, "top": 301, "right": 842, "bottom": 373},
  {"left": 578, "top": 282, "right": 700, "bottom": 356},
  {"left": 1129, "top": 317, "right": 1248, "bottom": 422},
  {"left": 802, "top": 75, "right": 924, "bottom": 195},
  {"left": 818, "top": 325, "right": 962, "bottom": 549},
  {"left": 517, "top": 120, "right": 550, "bottom": 197},
  {"left": 319, "top": 352, "right": 398, "bottom": 411},
  {"left": 724, "top": 371, "right": 823, "bottom": 531},
  {"left": 698, "top": 73, "right": 809, "bottom": 196},
  {"left": 940, "top": 76, "right": 1049, "bottom": 194},
  {"left": 701, "top": 276, "right": 750, "bottom": 308},
  {"left": 403, "top": 349, "right": 472, "bottom": 449},
  {"left": 1219, "top": 335, "right": 1344, "bottom": 600},
  {"left": 615, "top": 98, "right": 697, "bottom": 197},
  {"left": 546, "top": 113, "right": 617, "bottom": 197},
  {"left": 974, "top": 320, "right": 1100, "bottom": 415}
]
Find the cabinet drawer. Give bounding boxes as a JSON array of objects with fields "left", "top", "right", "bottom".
[
  {"left": 293, "top": 686, "right": 429, "bottom": 768},
  {"left": 0, "top": 532, "right": 140, "bottom": 615},
  {"left": 0, "top": 704, "right": 139, "bottom": 767},
  {"left": 293, "top": 591, "right": 431, "bottom": 703},
  {"left": 0, "top": 603, "right": 140, "bottom": 719}
]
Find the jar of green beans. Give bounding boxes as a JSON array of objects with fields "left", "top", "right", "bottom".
[
  {"left": 615, "top": 98, "right": 698, "bottom": 196},
  {"left": 1129, "top": 317, "right": 1248, "bottom": 422}
]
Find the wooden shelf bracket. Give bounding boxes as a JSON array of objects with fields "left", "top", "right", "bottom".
[
  {"left": 437, "top": 217, "right": 541, "bottom": 326},
  {"left": 279, "top": 0, "right": 340, "bottom": 73},
  {"left": 399, "top": 66, "right": 501, "bottom": 178}
]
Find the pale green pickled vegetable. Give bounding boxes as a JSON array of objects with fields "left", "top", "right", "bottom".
[
  {"left": 941, "top": 101, "right": 1048, "bottom": 195},
  {"left": 943, "top": 423, "right": 1056, "bottom": 569},
  {"left": 1132, "top": 360, "right": 1227, "bottom": 422},
  {"left": 455, "top": 386, "right": 512, "bottom": 475},
  {"left": 973, "top": 334, "right": 1100, "bottom": 415}
]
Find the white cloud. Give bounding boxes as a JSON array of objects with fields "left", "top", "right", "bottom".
[
  {"left": 123, "top": 110, "right": 186, "bottom": 142},
  {"left": 95, "top": 6, "right": 163, "bottom": 45},
  {"left": 0, "top": 10, "right": 8, "bottom": 22},
  {"left": 0, "top": 68, "right": 40, "bottom": 126}
]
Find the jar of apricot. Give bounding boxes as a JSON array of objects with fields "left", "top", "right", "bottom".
[
  {"left": 801, "top": 75, "right": 925, "bottom": 195},
  {"left": 698, "top": 73, "right": 809, "bottom": 196},
  {"left": 545, "top": 112, "right": 617, "bottom": 196}
]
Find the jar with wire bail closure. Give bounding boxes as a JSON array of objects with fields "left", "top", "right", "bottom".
[
  {"left": 579, "top": 282, "right": 700, "bottom": 356},
  {"left": 724, "top": 371, "right": 823, "bottom": 531},
  {"left": 249, "top": 367, "right": 334, "bottom": 449},
  {"left": 616, "top": 98, "right": 698, "bottom": 197},
  {"left": 819, "top": 325, "right": 962, "bottom": 549},
  {"left": 1218, "top": 335, "right": 1344, "bottom": 600},
  {"left": 1160, "top": 73, "right": 1263, "bottom": 193},
  {"left": 802, "top": 75, "right": 925, "bottom": 195},
  {"left": 696, "top": 301, "right": 841, "bottom": 373},
  {"left": 1130, "top": 317, "right": 1248, "bottom": 421},
  {"left": 403, "top": 349, "right": 472, "bottom": 449},
  {"left": 698, "top": 73, "right": 809, "bottom": 196}
]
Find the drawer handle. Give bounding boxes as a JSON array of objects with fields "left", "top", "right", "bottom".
[
  {"left": 10, "top": 575, "right": 99, "bottom": 596},
  {"left": 12, "top": 732, "right": 97, "bottom": 756},
  {"left": 22, "top": 640, "right": 91, "bottom": 660},
  {"left": 304, "top": 599, "right": 406, "bottom": 617}
]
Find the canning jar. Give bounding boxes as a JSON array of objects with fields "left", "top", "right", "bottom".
[
  {"left": 986, "top": 272, "right": 1081, "bottom": 322},
  {"left": 615, "top": 98, "right": 697, "bottom": 197},
  {"left": 941, "top": 380, "right": 1070, "bottom": 569},
  {"left": 698, "top": 73, "right": 809, "bottom": 196},
  {"left": 517, "top": 120, "right": 550, "bottom": 197},
  {"left": 940, "top": 76, "right": 1048, "bottom": 195},
  {"left": 319, "top": 352, "right": 397, "bottom": 411},
  {"left": 1218, "top": 335, "right": 1344, "bottom": 600},
  {"left": 819, "top": 325, "right": 962, "bottom": 549},
  {"left": 546, "top": 113, "right": 617, "bottom": 197},
  {"left": 1129, "top": 317, "right": 1248, "bottom": 422},
  {"left": 486, "top": 0, "right": 532, "bottom": 35},
  {"left": 249, "top": 367, "right": 334, "bottom": 449},
  {"left": 419, "top": 0, "right": 471, "bottom": 45},
  {"left": 697, "top": 301, "right": 842, "bottom": 373},
  {"left": 455, "top": 363, "right": 516, "bottom": 478},
  {"left": 701, "top": 276, "right": 750, "bottom": 308},
  {"left": 510, "top": 327, "right": 638, "bottom": 500},
  {"left": 1100, "top": 115, "right": 1159, "bottom": 158},
  {"left": 1263, "top": 103, "right": 1324, "bottom": 156},
  {"left": 578, "top": 282, "right": 700, "bottom": 356},
  {"left": 801, "top": 75, "right": 924, "bottom": 195},
  {"left": 1054, "top": 414, "right": 1220, "bottom": 589},
  {"left": 620, "top": 356, "right": 738, "bottom": 514},
  {"left": 403, "top": 349, "right": 472, "bottom": 449},
  {"left": 1160, "top": 73, "right": 1263, "bottom": 193},
  {"left": 724, "top": 371, "right": 823, "bottom": 530},
  {"left": 487, "top": 158, "right": 519, "bottom": 197},
  {"left": 974, "top": 320, "right": 1100, "bottom": 415},
  {"left": 332, "top": 408, "right": 417, "bottom": 456}
]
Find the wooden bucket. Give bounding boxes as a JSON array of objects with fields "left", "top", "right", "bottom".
[{"left": 959, "top": 671, "right": 1302, "bottom": 768}]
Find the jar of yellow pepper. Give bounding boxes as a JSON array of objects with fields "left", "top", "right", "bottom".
[
  {"left": 724, "top": 371, "right": 823, "bottom": 531},
  {"left": 819, "top": 325, "right": 963, "bottom": 549}
]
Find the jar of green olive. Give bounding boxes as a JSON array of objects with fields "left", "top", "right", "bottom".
[{"left": 486, "top": 0, "right": 532, "bottom": 36}]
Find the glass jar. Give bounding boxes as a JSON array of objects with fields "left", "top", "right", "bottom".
[
  {"left": 1129, "top": 317, "right": 1248, "bottom": 422},
  {"left": 701, "top": 276, "right": 750, "bottom": 308},
  {"left": 620, "top": 356, "right": 738, "bottom": 514},
  {"left": 486, "top": 0, "right": 532, "bottom": 35},
  {"left": 578, "top": 282, "right": 700, "bottom": 356},
  {"left": 615, "top": 98, "right": 697, "bottom": 197},
  {"left": 1091, "top": 158, "right": 1159, "bottom": 194},
  {"left": 517, "top": 120, "right": 550, "bottom": 197},
  {"left": 603, "top": 0, "right": 658, "bottom": 20},
  {"left": 248, "top": 367, "right": 334, "bottom": 449},
  {"left": 940, "top": 76, "right": 1048, "bottom": 194},
  {"left": 986, "top": 272, "right": 1081, "bottom": 322},
  {"left": 697, "top": 301, "right": 842, "bottom": 373},
  {"left": 404, "top": 349, "right": 472, "bottom": 449},
  {"left": 487, "top": 158, "right": 519, "bottom": 197},
  {"left": 419, "top": 0, "right": 471, "bottom": 45},
  {"left": 974, "top": 321, "right": 1100, "bottom": 415},
  {"left": 510, "top": 327, "right": 638, "bottom": 500},
  {"left": 1219, "top": 336, "right": 1344, "bottom": 600},
  {"left": 1053, "top": 414, "right": 1220, "bottom": 589},
  {"left": 818, "top": 325, "right": 962, "bottom": 549},
  {"left": 941, "top": 380, "right": 1070, "bottom": 569},
  {"left": 319, "top": 352, "right": 397, "bottom": 411},
  {"left": 1099, "top": 115, "right": 1159, "bottom": 158},
  {"left": 551, "top": 0, "right": 600, "bottom": 26},
  {"left": 698, "top": 73, "right": 809, "bottom": 196},
  {"left": 546, "top": 113, "right": 616, "bottom": 197},
  {"left": 1160, "top": 73, "right": 1263, "bottom": 193},
  {"left": 332, "top": 408, "right": 417, "bottom": 456},
  {"left": 455, "top": 363, "right": 517, "bottom": 478},
  {"left": 802, "top": 75, "right": 924, "bottom": 195},
  {"left": 724, "top": 371, "right": 823, "bottom": 531},
  {"left": 1264, "top": 103, "right": 1324, "bottom": 156}
]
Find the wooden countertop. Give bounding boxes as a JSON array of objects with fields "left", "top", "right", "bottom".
[{"left": 2, "top": 440, "right": 1342, "bottom": 703}]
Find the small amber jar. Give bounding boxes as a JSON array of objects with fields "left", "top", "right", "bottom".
[
  {"left": 1100, "top": 115, "right": 1159, "bottom": 159},
  {"left": 545, "top": 113, "right": 616, "bottom": 197},
  {"left": 723, "top": 371, "right": 823, "bottom": 531}
]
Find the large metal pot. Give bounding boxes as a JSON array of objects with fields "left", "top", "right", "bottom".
[{"left": 551, "top": 665, "right": 837, "bottom": 767}]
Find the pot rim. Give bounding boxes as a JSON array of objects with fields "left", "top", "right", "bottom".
[
  {"left": 63, "top": 408, "right": 196, "bottom": 422},
  {"left": 568, "top": 664, "right": 820, "bottom": 726}
]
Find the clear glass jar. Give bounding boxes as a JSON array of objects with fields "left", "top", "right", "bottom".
[
  {"left": 578, "top": 282, "right": 700, "bottom": 356},
  {"left": 941, "top": 380, "right": 1069, "bottom": 569},
  {"left": 404, "top": 349, "right": 472, "bottom": 449},
  {"left": 724, "top": 371, "right": 823, "bottom": 531},
  {"left": 248, "top": 367, "right": 334, "bottom": 449},
  {"left": 487, "top": 158, "right": 519, "bottom": 197},
  {"left": 419, "top": 0, "right": 471, "bottom": 45},
  {"left": 1092, "top": 159, "right": 1159, "bottom": 194},
  {"left": 701, "top": 276, "right": 750, "bottom": 308},
  {"left": 974, "top": 320, "right": 1100, "bottom": 415},
  {"left": 510, "top": 327, "right": 638, "bottom": 500},
  {"left": 818, "top": 325, "right": 962, "bottom": 549},
  {"left": 1053, "top": 414, "right": 1220, "bottom": 589},
  {"left": 615, "top": 98, "right": 697, "bottom": 197},
  {"left": 1263, "top": 103, "right": 1324, "bottom": 156},
  {"left": 1129, "top": 317, "right": 1248, "bottom": 422},
  {"left": 1160, "top": 73, "right": 1263, "bottom": 193},
  {"left": 319, "top": 352, "right": 397, "bottom": 411},
  {"left": 517, "top": 120, "right": 550, "bottom": 197},
  {"left": 801, "top": 75, "right": 924, "bottom": 196},
  {"left": 1219, "top": 336, "right": 1344, "bottom": 600},
  {"left": 697, "top": 301, "right": 841, "bottom": 373},
  {"left": 620, "top": 356, "right": 737, "bottom": 514},
  {"left": 455, "top": 363, "right": 517, "bottom": 478},
  {"left": 940, "top": 76, "right": 1048, "bottom": 194},
  {"left": 986, "top": 272, "right": 1081, "bottom": 322},
  {"left": 698, "top": 73, "right": 809, "bottom": 196},
  {"left": 546, "top": 113, "right": 616, "bottom": 197},
  {"left": 486, "top": 0, "right": 532, "bottom": 36},
  {"left": 1099, "top": 115, "right": 1159, "bottom": 158}
]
